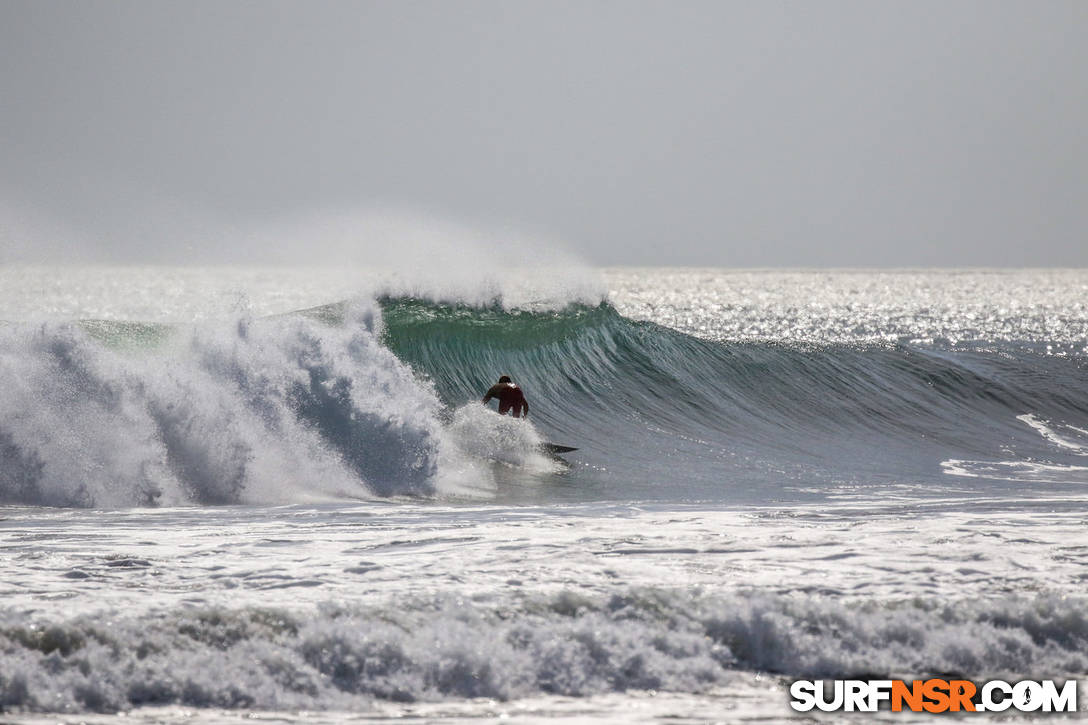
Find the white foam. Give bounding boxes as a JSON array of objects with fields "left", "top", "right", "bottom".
[
  {"left": 0, "top": 302, "right": 475, "bottom": 506},
  {"left": 446, "top": 404, "right": 558, "bottom": 472},
  {"left": 0, "top": 589, "right": 1084, "bottom": 713}
]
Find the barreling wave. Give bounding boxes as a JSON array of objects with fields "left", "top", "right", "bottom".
[
  {"left": 379, "top": 297, "right": 1088, "bottom": 500},
  {"left": 2, "top": 295, "right": 1088, "bottom": 508}
]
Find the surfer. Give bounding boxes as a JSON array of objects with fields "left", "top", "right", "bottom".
[{"left": 482, "top": 375, "right": 529, "bottom": 418}]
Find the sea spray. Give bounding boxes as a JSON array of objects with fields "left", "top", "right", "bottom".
[
  {"left": 446, "top": 403, "right": 560, "bottom": 472},
  {"left": 0, "top": 301, "right": 452, "bottom": 506}
]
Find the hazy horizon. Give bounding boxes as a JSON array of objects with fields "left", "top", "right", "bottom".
[{"left": 2, "top": 1, "right": 1086, "bottom": 267}]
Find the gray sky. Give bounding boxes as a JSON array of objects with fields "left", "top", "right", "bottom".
[{"left": 1, "top": 0, "right": 1086, "bottom": 266}]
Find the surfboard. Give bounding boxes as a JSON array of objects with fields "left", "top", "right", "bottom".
[{"left": 539, "top": 443, "right": 578, "bottom": 458}]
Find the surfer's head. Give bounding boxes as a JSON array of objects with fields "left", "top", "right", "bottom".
[{"left": 498, "top": 375, "right": 512, "bottom": 384}]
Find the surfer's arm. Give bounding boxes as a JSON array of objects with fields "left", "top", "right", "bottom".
[
  {"left": 521, "top": 399, "right": 529, "bottom": 417},
  {"left": 481, "top": 384, "right": 500, "bottom": 404}
]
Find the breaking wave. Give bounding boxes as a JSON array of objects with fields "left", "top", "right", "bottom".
[
  {"left": 380, "top": 298, "right": 1088, "bottom": 500},
  {"left": 0, "top": 302, "right": 450, "bottom": 507},
  {"left": 2, "top": 295, "right": 1088, "bottom": 507},
  {"left": 0, "top": 589, "right": 1084, "bottom": 712}
]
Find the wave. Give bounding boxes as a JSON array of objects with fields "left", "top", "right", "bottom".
[
  {"left": 2, "top": 296, "right": 1088, "bottom": 508},
  {"left": 380, "top": 298, "right": 1088, "bottom": 499},
  {"left": 0, "top": 589, "right": 1084, "bottom": 712},
  {"left": 0, "top": 302, "right": 464, "bottom": 507}
]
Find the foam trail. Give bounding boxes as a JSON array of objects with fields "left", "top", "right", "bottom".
[
  {"left": 941, "top": 414, "right": 1088, "bottom": 485},
  {"left": 940, "top": 459, "right": 1088, "bottom": 484},
  {"left": 1017, "top": 413, "right": 1088, "bottom": 455}
]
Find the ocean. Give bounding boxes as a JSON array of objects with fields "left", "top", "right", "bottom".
[{"left": 0, "top": 266, "right": 1086, "bottom": 722}]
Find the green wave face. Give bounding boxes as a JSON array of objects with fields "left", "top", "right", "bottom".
[
  {"left": 378, "top": 297, "right": 635, "bottom": 413},
  {"left": 378, "top": 296, "right": 1088, "bottom": 503}
]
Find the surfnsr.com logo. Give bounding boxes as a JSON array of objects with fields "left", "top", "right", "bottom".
[{"left": 789, "top": 679, "right": 1078, "bottom": 713}]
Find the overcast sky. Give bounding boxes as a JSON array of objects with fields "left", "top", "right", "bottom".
[{"left": 1, "top": 0, "right": 1085, "bottom": 266}]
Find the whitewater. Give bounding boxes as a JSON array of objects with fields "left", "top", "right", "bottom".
[{"left": 1, "top": 266, "right": 1087, "bottom": 723}]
